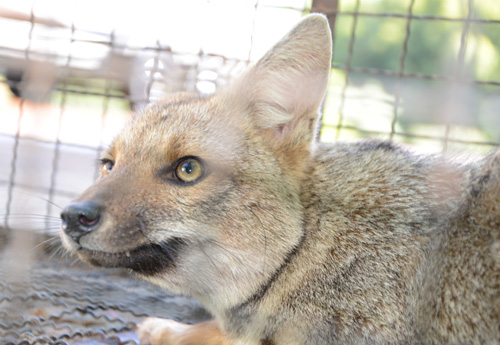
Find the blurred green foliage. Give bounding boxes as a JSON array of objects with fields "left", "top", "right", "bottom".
[
  {"left": 322, "top": 0, "right": 500, "bottom": 152},
  {"left": 335, "top": 0, "right": 500, "bottom": 80}
]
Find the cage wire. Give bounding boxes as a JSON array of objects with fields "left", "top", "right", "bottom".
[
  {"left": 0, "top": 0, "right": 499, "bottom": 344},
  {"left": 321, "top": 0, "right": 500, "bottom": 151}
]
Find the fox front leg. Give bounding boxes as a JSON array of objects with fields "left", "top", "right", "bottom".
[{"left": 137, "top": 318, "right": 234, "bottom": 345}]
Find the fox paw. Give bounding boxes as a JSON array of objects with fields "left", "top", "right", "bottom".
[{"left": 137, "top": 317, "right": 190, "bottom": 345}]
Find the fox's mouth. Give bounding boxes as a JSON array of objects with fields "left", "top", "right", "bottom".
[{"left": 76, "top": 238, "right": 186, "bottom": 275}]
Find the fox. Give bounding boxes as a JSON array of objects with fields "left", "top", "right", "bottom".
[{"left": 59, "top": 14, "right": 500, "bottom": 345}]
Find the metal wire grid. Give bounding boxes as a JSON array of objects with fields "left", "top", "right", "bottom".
[
  {"left": 1, "top": 0, "right": 499, "bottom": 228},
  {"left": 0, "top": 258, "right": 211, "bottom": 345},
  {"left": 0, "top": 2, "right": 271, "bottom": 229},
  {"left": 0, "top": 1, "right": 499, "bottom": 344},
  {"left": 0, "top": 2, "right": 307, "bottom": 344},
  {"left": 323, "top": 0, "right": 500, "bottom": 148}
]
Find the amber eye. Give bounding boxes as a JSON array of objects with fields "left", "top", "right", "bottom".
[
  {"left": 175, "top": 157, "right": 203, "bottom": 183},
  {"left": 101, "top": 160, "right": 114, "bottom": 177}
]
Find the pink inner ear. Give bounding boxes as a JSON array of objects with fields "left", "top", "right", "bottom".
[
  {"left": 250, "top": 68, "right": 328, "bottom": 147},
  {"left": 284, "top": 70, "right": 328, "bottom": 117}
]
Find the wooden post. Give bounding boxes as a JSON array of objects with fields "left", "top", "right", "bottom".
[{"left": 311, "top": 0, "right": 339, "bottom": 40}]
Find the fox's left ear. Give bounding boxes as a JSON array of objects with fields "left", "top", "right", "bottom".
[{"left": 225, "top": 14, "right": 332, "bottom": 154}]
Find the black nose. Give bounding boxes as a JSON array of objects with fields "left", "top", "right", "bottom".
[{"left": 61, "top": 201, "right": 102, "bottom": 243}]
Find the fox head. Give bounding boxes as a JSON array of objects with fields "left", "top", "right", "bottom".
[{"left": 60, "top": 14, "right": 332, "bottom": 313}]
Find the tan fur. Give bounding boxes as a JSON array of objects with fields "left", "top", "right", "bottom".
[{"left": 60, "top": 15, "right": 500, "bottom": 345}]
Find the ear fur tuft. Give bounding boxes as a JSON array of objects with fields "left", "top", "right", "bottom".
[{"left": 227, "top": 14, "right": 332, "bottom": 149}]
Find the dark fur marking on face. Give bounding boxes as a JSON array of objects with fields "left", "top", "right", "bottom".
[{"left": 80, "top": 237, "right": 185, "bottom": 275}]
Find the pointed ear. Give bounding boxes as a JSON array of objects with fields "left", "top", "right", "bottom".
[{"left": 227, "top": 14, "right": 332, "bottom": 150}]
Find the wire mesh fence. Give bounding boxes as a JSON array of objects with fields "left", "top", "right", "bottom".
[
  {"left": 0, "top": 253, "right": 211, "bottom": 345},
  {"left": 0, "top": 0, "right": 499, "bottom": 344},
  {"left": 321, "top": 0, "right": 500, "bottom": 152}
]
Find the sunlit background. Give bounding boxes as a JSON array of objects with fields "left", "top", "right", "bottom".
[
  {"left": 0, "top": 0, "right": 499, "bottom": 233},
  {"left": 324, "top": 0, "right": 500, "bottom": 151},
  {"left": 0, "top": 1, "right": 499, "bottom": 343}
]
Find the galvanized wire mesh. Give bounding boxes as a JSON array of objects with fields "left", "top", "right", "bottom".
[
  {"left": 0, "top": 253, "right": 210, "bottom": 345},
  {"left": 321, "top": 0, "right": 500, "bottom": 151},
  {"left": 0, "top": 0, "right": 499, "bottom": 344}
]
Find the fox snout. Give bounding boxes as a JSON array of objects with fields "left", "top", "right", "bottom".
[
  {"left": 61, "top": 201, "right": 102, "bottom": 244},
  {"left": 60, "top": 194, "right": 186, "bottom": 275}
]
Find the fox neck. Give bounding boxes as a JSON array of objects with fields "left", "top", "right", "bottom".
[{"left": 205, "top": 209, "right": 305, "bottom": 316}]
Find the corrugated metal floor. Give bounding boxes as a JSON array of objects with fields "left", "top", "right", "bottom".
[{"left": 0, "top": 238, "right": 211, "bottom": 345}]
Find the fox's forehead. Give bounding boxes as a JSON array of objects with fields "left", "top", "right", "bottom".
[{"left": 110, "top": 95, "right": 245, "bottom": 164}]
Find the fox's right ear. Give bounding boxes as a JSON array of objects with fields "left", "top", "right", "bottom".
[{"left": 224, "top": 14, "right": 332, "bottom": 154}]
